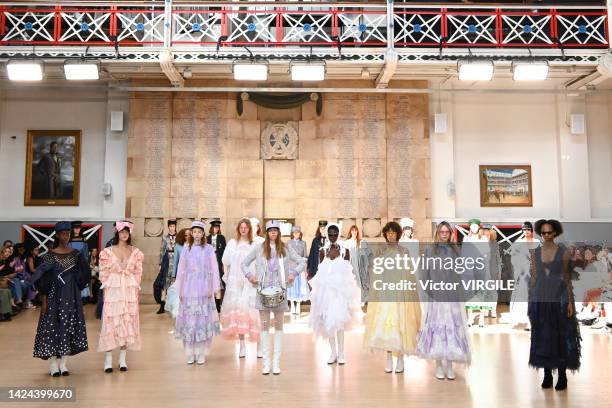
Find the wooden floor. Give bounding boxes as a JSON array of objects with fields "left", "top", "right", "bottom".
[{"left": 0, "top": 305, "right": 610, "bottom": 408}]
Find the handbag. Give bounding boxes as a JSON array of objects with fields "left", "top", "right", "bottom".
[{"left": 258, "top": 255, "right": 287, "bottom": 308}]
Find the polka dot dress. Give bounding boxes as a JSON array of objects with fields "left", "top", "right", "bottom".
[{"left": 33, "top": 251, "right": 89, "bottom": 359}]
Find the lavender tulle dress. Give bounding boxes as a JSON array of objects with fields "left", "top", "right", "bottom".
[
  {"left": 175, "top": 244, "right": 221, "bottom": 354},
  {"left": 416, "top": 245, "right": 471, "bottom": 364}
]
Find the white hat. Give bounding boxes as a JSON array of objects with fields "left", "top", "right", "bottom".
[
  {"left": 400, "top": 217, "right": 414, "bottom": 229},
  {"left": 266, "top": 220, "right": 281, "bottom": 231},
  {"left": 191, "top": 220, "right": 206, "bottom": 230},
  {"left": 249, "top": 217, "right": 260, "bottom": 226}
]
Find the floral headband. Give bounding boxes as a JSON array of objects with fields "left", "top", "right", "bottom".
[{"left": 115, "top": 221, "right": 134, "bottom": 234}]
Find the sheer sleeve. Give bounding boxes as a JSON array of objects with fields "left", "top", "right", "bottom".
[
  {"left": 241, "top": 245, "right": 259, "bottom": 280},
  {"left": 222, "top": 239, "right": 235, "bottom": 267},
  {"left": 562, "top": 248, "right": 575, "bottom": 305},
  {"left": 98, "top": 248, "right": 113, "bottom": 286},
  {"left": 208, "top": 246, "right": 221, "bottom": 296},
  {"left": 132, "top": 249, "right": 144, "bottom": 285},
  {"left": 176, "top": 246, "right": 187, "bottom": 296}
]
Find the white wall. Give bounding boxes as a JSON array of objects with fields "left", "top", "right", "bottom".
[
  {"left": 431, "top": 90, "right": 612, "bottom": 222},
  {"left": 586, "top": 94, "right": 612, "bottom": 219},
  {"left": 0, "top": 86, "right": 128, "bottom": 221}
]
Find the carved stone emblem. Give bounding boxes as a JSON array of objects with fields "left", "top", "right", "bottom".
[{"left": 261, "top": 122, "right": 298, "bottom": 160}]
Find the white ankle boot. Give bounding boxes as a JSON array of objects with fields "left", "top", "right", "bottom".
[
  {"left": 257, "top": 340, "right": 263, "bottom": 358},
  {"left": 186, "top": 345, "right": 195, "bottom": 365},
  {"left": 395, "top": 354, "right": 404, "bottom": 373},
  {"left": 119, "top": 349, "right": 128, "bottom": 371},
  {"left": 49, "top": 356, "right": 60, "bottom": 377},
  {"left": 261, "top": 331, "right": 271, "bottom": 375},
  {"left": 327, "top": 336, "right": 337, "bottom": 364},
  {"left": 295, "top": 302, "right": 301, "bottom": 315},
  {"left": 239, "top": 339, "right": 246, "bottom": 358},
  {"left": 272, "top": 331, "right": 283, "bottom": 375},
  {"left": 104, "top": 352, "right": 113, "bottom": 373},
  {"left": 435, "top": 360, "right": 445, "bottom": 380},
  {"left": 337, "top": 330, "right": 345, "bottom": 365},
  {"left": 59, "top": 356, "right": 69, "bottom": 376},
  {"left": 446, "top": 360, "right": 456, "bottom": 380},
  {"left": 385, "top": 352, "right": 393, "bottom": 373},
  {"left": 478, "top": 310, "right": 485, "bottom": 327}
]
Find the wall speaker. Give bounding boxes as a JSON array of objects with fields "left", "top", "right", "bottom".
[
  {"left": 434, "top": 113, "right": 447, "bottom": 134},
  {"left": 570, "top": 114, "right": 585, "bottom": 135},
  {"left": 110, "top": 111, "right": 124, "bottom": 132},
  {"left": 102, "top": 183, "right": 112, "bottom": 197}
]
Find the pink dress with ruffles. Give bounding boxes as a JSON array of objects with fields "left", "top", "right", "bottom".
[{"left": 97, "top": 246, "right": 144, "bottom": 352}]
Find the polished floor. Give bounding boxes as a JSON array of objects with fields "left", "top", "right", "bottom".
[{"left": 0, "top": 305, "right": 610, "bottom": 408}]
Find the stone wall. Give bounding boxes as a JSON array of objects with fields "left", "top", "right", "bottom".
[{"left": 127, "top": 88, "right": 431, "bottom": 301}]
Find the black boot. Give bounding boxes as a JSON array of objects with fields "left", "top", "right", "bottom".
[
  {"left": 555, "top": 368, "right": 567, "bottom": 391},
  {"left": 541, "top": 368, "right": 553, "bottom": 389},
  {"left": 156, "top": 301, "right": 165, "bottom": 314}
]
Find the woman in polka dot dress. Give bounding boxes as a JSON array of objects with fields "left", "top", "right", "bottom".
[{"left": 32, "top": 221, "right": 91, "bottom": 377}]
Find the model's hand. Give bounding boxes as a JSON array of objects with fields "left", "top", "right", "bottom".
[
  {"left": 567, "top": 302, "right": 575, "bottom": 317},
  {"left": 287, "top": 275, "right": 295, "bottom": 284},
  {"left": 248, "top": 275, "right": 258, "bottom": 285},
  {"left": 214, "top": 292, "right": 221, "bottom": 300}
]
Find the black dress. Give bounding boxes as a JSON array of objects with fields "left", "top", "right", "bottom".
[
  {"left": 32, "top": 250, "right": 90, "bottom": 359},
  {"left": 528, "top": 245, "right": 581, "bottom": 371}
]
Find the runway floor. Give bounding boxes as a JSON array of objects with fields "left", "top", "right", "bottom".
[{"left": 0, "top": 305, "right": 610, "bottom": 408}]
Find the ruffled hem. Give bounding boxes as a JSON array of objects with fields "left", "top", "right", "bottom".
[
  {"left": 175, "top": 321, "right": 220, "bottom": 344},
  {"left": 220, "top": 312, "right": 261, "bottom": 341},
  {"left": 101, "top": 300, "right": 139, "bottom": 317}
]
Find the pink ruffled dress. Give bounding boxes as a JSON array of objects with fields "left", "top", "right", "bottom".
[{"left": 97, "top": 246, "right": 144, "bottom": 352}]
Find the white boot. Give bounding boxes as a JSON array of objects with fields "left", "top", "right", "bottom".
[
  {"left": 49, "top": 356, "right": 60, "bottom": 377},
  {"left": 257, "top": 340, "right": 264, "bottom": 358},
  {"left": 395, "top": 353, "right": 404, "bottom": 373},
  {"left": 119, "top": 349, "right": 128, "bottom": 371},
  {"left": 446, "top": 360, "right": 456, "bottom": 380},
  {"left": 195, "top": 343, "right": 205, "bottom": 365},
  {"left": 385, "top": 351, "right": 393, "bottom": 373},
  {"left": 296, "top": 302, "right": 301, "bottom": 316},
  {"left": 478, "top": 309, "right": 485, "bottom": 328},
  {"left": 490, "top": 308, "right": 497, "bottom": 319},
  {"left": 59, "top": 356, "right": 69, "bottom": 376},
  {"left": 435, "top": 360, "right": 445, "bottom": 380},
  {"left": 186, "top": 345, "right": 195, "bottom": 365},
  {"left": 104, "top": 351, "right": 113, "bottom": 373},
  {"left": 327, "top": 335, "right": 337, "bottom": 364},
  {"left": 272, "top": 331, "right": 283, "bottom": 375},
  {"left": 467, "top": 309, "right": 474, "bottom": 327},
  {"left": 261, "top": 331, "right": 271, "bottom": 375},
  {"left": 239, "top": 338, "right": 246, "bottom": 358},
  {"left": 337, "top": 330, "right": 345, "bottom": 365}
]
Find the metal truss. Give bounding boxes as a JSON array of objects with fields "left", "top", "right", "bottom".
[{"left": 0, "top": 2, "right": 608, "bottom": 62}]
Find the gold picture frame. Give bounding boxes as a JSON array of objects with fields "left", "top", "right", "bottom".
[
  {"left": 24, "top": 130, "right": 81, "bottom": 206},
  {"left": 479, "top": 165, "right": 533, "bottom": 207}
]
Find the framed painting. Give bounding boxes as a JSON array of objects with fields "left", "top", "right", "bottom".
[
  {"left": 24, "top": 130, "right": 81, "bottom": 206},
  {"left": 479, "top": 165, "right": 532, "bottom": 207}
]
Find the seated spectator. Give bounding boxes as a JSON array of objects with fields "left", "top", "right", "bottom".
[
  {"left": 13, "top": 244, "right": 36, "bottom": 309},
  {"left": 0, "top": 285, "right": 12, "bottom": 321},
  {"left": 0, "top": 246, "right": 30, "bottom": 311}
]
